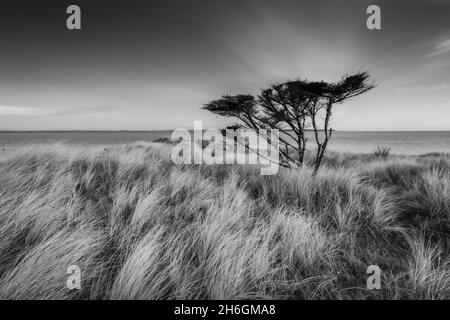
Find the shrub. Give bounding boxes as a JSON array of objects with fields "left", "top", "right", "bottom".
[{"left": 374, "top": 146, "right": 391, "bottom": 159}]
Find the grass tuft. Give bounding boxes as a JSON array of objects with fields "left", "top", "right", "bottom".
[{"left": 0, "top": 143, "right": 449, "bottom": 299}]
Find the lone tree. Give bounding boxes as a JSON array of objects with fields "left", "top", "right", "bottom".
[{"left": 203, "top": 72, "right": 375, "bottom": 173}]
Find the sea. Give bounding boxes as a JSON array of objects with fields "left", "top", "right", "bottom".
[{"left": 0, "top": 131, "right": 450, "bottom": 156}]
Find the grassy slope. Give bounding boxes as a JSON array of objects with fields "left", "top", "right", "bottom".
[{"left": 0, "top": 142, "right": 449, "bottom": 299}]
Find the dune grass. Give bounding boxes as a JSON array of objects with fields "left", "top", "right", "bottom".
[{"left": 0, "top": 142, "right": 449, "bottom": 299}]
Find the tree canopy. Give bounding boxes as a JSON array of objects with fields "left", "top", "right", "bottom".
[{"left": 203, "top": 71, "right": 375, "bottom": 172}]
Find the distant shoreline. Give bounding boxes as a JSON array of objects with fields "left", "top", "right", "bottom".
[
  {"left": 1, "top": 130, "right": 450, "bottom": 133},
  {"left": 2, "top": 131, "right": 450, "bottom": 156}
]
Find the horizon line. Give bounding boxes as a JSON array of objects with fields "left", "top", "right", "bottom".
[{"left": 1, "top": 130, "right": 450, "bottom": 133}]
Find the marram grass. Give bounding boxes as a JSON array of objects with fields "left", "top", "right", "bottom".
[{"left": 0, "top": 142, "right": 449, "bottom": 299}]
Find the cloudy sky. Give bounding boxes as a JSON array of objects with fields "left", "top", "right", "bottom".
[{"left": 0, "top": 0, "right": 449, "bottom": 131}]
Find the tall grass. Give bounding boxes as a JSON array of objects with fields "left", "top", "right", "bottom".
[{"left": 0, "top": 142, "right": 449, "bottom": 299}]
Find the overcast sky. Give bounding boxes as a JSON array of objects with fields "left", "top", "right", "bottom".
[{"left": 0, "top": 0, "right": 449, "bottom": 131}]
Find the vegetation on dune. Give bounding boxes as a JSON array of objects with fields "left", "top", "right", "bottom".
[
  {"left": 0, "top": 143, "right": 449, "bottom": 299},
  {"left": 203, "top": 72, "right": 375, "bottom": 173},
  {"left": 374, "top": 146, "right": 392, "bottom": 159}
]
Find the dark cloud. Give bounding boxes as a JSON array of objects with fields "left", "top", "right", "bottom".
[{"left": 0, "top": 0, "right": 449, "bottom": 130}]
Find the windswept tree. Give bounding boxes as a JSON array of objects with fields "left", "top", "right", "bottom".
[{"left": 203, "top": 72, "right": 375, "bottom": 173}]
